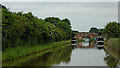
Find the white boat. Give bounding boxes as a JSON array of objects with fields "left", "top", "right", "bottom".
[
  {"left": 97, "top": 37, "right": 104, "bottom": 48},
  {"left": 83, "top": 38, "right": 90, "bottom": 41},
  {"left": 71, "top": 38, "right": 77, "bottom": 46}
]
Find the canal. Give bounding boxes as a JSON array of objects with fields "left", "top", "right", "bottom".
[{"left": 2, "top": 39, "right": 120, "bottom": 67}]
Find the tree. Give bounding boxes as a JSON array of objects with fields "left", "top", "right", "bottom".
[
  {"left": 97, "top": 29, "right": 103, "bottom": 36},
  {"left": 56, "top": 22, "right": 72, "bottom": 39},
  {"left": 71, "top": 30, "right": 79, "bottom": 37},
  {"left": 44, "top": 17, "right": 61, "bottom": 25},
  {"left": 89, "top": 27, "right": 98, "bottom": 33},
  {"left": 2, "top": 5, "right": 72, "bottom": 50},
  {"left": 62, "top": 18, "right": 71, "bottom": 27},
  {"left": 118, "top": 23, "right": 120, "bottom": 38},
  {"left": 103, "top": 22, "right": 119, "bottom": 38}
]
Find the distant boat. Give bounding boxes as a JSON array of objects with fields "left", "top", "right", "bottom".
[
  {"left": 71, "top": 38, "right": 77, "bottom": 46},
  {"left": 97, "top": 37, "right": 104, "bottom": 48},
  {"left": 83, "top": 38, "right": 90, "bottom": 41}
]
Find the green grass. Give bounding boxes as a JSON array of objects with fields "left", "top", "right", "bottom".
[
  {"left": 2, "top": 41, "right": 71, "bottom": 66},
  {"left": 104, "top": 38, "right": 120, "bottom": 59},
  {"left": 2, "top": 40, "right": 71, "bottom": 61},
  {"left": 104, "top": 41, "right": 108, "bottom": 47},
  {"left": 106, "top": 38, "right": 119, "bottom": 50}
]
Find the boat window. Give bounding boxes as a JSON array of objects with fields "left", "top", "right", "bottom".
[
  {"left": 98, "top": 42, "right": 104, "bottom": 45},
  {"left": 98, "top": 38, "right": 104, "bottom": 41}
]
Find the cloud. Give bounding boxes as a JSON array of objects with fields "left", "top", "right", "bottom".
[
  {"left": 2, "top": 2, "right": 118, "bottom": 32},
  {"left": 2, "top": 0, "right": 119, "bottom": 2}
]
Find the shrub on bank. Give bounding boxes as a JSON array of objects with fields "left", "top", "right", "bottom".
[
  {"left": 106, "top": 38, "right": 119, "bottom": 51},
  {"left": 2, "top": 5, "right": 72, "bottom": 51}
]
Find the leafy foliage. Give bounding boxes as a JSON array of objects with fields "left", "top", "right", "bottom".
[
  {"left": 44, "top": 17, "right": 61, "bottom": 25},
  {"left": 56, "top": 22, "right": 72, "bottom": 39},
  {"left": 2, "top": 5, "right": 72, "bottom": 51},
  {"left": 103, "top": 22, "right": 119, "bottom": 38},
  {"left": 89, "top": 27, "right": 98, "bottom": 33},
  {"left": 97, "top": 29, "right": 103, "bottom": 36},
  {"left": 104, "top": 55, "right": 119, "bottom": 67},
  {"left": 61, "top": 18, "right": 71, "bottom": 27},
  {"left": 71, "top": 30, "right": 79, "bottom": 37}
]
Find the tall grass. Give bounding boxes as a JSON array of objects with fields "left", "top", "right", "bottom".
[
  {"left": 2, "top": 40, "right": 71, "bottom": 61},
  {"left": 104, "top": 38, "right": 120, "bottom": 60},
  {"left": 107, "top": 38, "right": 119, "bottom": 50}
]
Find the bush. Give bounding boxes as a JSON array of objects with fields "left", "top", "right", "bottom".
[{"left": 2, "top": 5, "right": 72, "bottom": 51}]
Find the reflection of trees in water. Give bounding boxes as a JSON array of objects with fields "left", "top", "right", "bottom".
[
  {"left": 104, "top": 49, "right": 119, "bottom": 68},
  {"left": 77, "top": 41, "right": 94, "bottom": 48},
  {"left": 21, "top": 46, "right": 72, "bottom": 66},
  {"left": 71, "top": 45, "right": 77, "bottom": 50},
  {"left": 104, "top": 55, "right": 119, "bottom": 68}
]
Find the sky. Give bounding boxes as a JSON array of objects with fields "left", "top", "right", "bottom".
[
  {"left": 2, "top": 2, "right": 118, "bottom": 32},
  {"left": 1, "top": 0, "right": 120, "bottom": 2}
]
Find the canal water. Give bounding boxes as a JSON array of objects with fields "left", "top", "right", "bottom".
[
  {"left": 55, "top": 42, "right": 106, "bottom": 66},
  {"left": 2, "top": 39, "right": 120, "bottom": 67}
]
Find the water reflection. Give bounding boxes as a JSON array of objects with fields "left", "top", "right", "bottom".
[
  {"left": 104, "top": 55, "right": 119, "bottom": 68},
  {"left": 95, "top": 45, "right": 119, "bottom": 67},
  {"left": 98, "top": 47, "right": 104, "bottom": 50},
  {"left": 77, "top": 41, "right": 94, "bottom": 48},
  {"left": 104, "top": 49, "right": 119, "bottom": 68},
  {"left": 2, "top": 41, "right": 120, "bottom": 67},
  {"left": 2, "top": 46, "right": 72, "bottom": 66},
  {"left": 21, "top": 46, "right": 72, "bottom": 66}
]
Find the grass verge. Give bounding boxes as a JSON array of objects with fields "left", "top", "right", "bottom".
[
  {"left": 2, "top": 40, "right": 71, "bottom": 62},
  {"left": 105, "top": 38, "right": 119, "bottom": 50},
  {"left": 104, "top": 38, "right": 120, "bottom": 59}
]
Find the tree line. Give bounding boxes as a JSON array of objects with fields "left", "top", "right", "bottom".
[
  {"left": 103, "top": 22, "right": 120, "bottom": 39},
  {"left": 89, "top": 22, "right": 120, "bottom": 38},
  {"left": 2, "top": 5, "right": 72, "bottom": 51}
]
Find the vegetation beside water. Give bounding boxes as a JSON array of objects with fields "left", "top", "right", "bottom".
[
  {"left": 89, "top": 21, "right": 120, "bottom": 60},
  {"left": 103, "top": 22, "right": 120, "bottom": 49},
  {"left": 2, "top": 5, "right": 72, "bottom": 51},
  {"left": 1, "top": 3, "right": 120, "bottom": 67},
  {"left": 104, "top": 38, "right": 120, "bottom": 58},
  {"left": 107, "top": 38, "right": 119, "bottom": 50},
  {"left": 102, "top": 22, "right": 120, "bottom": 60},
  {"left": 104, "top": 39, "right": 119, "bottom": 67},
  {"left": 71, "top": 30, "right": 80, "bottom": 37},
  {"left": 2, "top": 40, "right": 71, "bottom": 62},
  {"left": 2, "top": 4, "right": 73, "bottom": 61},
  {"left": 2, "top": 42, "right": 72, "bottom": 66},
  {"left": 89, "top": 22, "right": 120, "bottom": 67}
]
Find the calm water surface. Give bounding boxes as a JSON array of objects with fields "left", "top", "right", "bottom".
[
  {"left": 2, "top": 39, "right": 120, "bottom": 67},
  {"left": 55, "top": 41, "right": 107, "bottom": 66}
]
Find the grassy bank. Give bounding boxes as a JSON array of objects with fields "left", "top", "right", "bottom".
[
  {"left": 105, "top": 38, "right": 119, "bottom": 51},
  {"left": 2, "top": 41, "right": 72, "bottom": 66},
  {"left": 104, "top": 38, "right": 120, "bottom": 59},
  {"left": 2, "top": 40, "right": 71, "bottom": 62}
]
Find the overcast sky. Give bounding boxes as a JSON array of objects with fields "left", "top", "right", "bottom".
[
  {"left": 2, "top": 2, "right": 118, "bottom": 32},
  {"left": 1, "top": 0, "right": 120, "bottom": 2}
]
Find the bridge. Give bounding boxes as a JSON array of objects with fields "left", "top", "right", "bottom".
[{"left": 74, "top": 32, "right": 98, "bottom": 39}]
